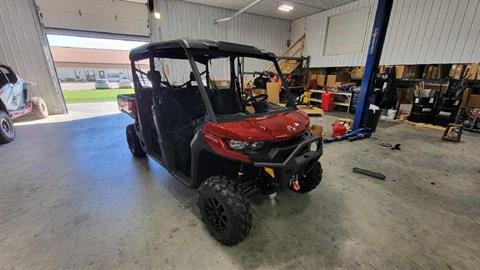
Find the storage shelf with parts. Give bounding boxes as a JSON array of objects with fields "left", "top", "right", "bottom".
[{"left": 309, "top": 89, "right": 352, "bottom": 111}]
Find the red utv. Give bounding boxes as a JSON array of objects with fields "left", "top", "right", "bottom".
[{"left": 118, "top": 39, "right": 323, "bottom": 245}]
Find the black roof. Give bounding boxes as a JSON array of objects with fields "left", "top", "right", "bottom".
[{"left": 129, "top": 39, "right": 276, "bottom": 62}]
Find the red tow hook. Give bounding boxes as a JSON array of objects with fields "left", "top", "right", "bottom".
[{"left": 291, "top": 179, "right": 300, "bottom": 191}]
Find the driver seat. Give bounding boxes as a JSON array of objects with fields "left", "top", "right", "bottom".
[{"left": 210, "top": 88, "right": 242, "bottom": 114}]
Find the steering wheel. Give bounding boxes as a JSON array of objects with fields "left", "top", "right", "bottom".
[
  {"left": 245, "top": 94, "right": 269, "bottom": 113},
  {"left": 246, "top": 94, "right": 268, "bottom": 106}
]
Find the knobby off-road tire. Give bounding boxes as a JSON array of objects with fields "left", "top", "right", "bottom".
[
  {"left": 198, "top": 176, "right": 252, "bottom": 246},
  {"left": 31, "top": 97, "right": 49, "bottom": 119},
  {"left": 0, "top": 111, "right": 15, "bottom": 144},
  {"left": 126, "top": 124, "right": 146, "bottom": 157},
  {"left": 293, "top": 162, "right": 323, "bottom": 193}
]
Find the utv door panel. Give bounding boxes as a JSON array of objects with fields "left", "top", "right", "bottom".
[
  {"left": 151, "top": 96, "right": 175, "bottom": 171},
  {"left": 156, "top": 86, "right": 206, "bottom": 176},
  {"left": 134, "top": 87, "right": 163, "bottom": 163}
]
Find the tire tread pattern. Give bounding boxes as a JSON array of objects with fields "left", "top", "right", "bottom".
[
  {"left": 296, "top": 162, "right": 323, "bottom": 193},
  {"left": 0, "top": 111, "right": 15, "bottom": 144},
  {"left": 198, "top": 176, "right": 252, "bottom": 246},
  {"left": 126, "top": 124, "right": 146, "bottom": 157},
  {"left": 31, "top": 97, "right": 49, "bottom": 119}
]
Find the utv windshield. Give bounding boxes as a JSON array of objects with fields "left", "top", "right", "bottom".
[{"left": 150, "top": 52, "right": 296, "bottom": 121}]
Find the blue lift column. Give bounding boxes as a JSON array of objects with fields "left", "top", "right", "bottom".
[{"left": 352, "top": 0, "right": 394, "bottom": 131}]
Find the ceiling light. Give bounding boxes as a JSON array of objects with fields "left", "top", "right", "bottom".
[
  {"left": 154, "top": 12, "right": 161, "bottom": 19},
  {"left": 278, "top": 4, "right": 293, "bottom": 12}
]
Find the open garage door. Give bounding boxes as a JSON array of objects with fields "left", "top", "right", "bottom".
[
  {"left": 36, "top": 0, "right": 150, "bottom": 40},
  {"left": 35, "top": 0, "right": 151, "bottom": 106},
  {"left": 0, "top": 0, "right": 67, "bottom": 114},
  {"left": 1, "top": 0, "right": 151, "bottom": 116}
]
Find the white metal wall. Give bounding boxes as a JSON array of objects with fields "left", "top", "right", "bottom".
[
  {"left": 0, "top": 0, "right": 66, "bottom": 114},
  {"left": 295, "top": 0, "right": 480, "bottom": 67},
  {"left": 150, "top": 0, "right": 290, "bottom": 80},
  {"left": 381, "top": 0, "right": 480, "bottom": 65},
  {"left": 291, "top": 17, "right": 306, "bottom": 44}
]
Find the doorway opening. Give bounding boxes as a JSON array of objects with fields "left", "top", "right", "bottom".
[{"left": 47, "top": 34, "right": 148, "bottom": 104}]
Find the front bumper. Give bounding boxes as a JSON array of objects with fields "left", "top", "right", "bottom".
[{"left": 252, "top": 136, "right": 323, "bottom": 188}]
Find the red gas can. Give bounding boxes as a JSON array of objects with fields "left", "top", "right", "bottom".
[
  {"left": 321, "top": 91, "right": 335, "bottom": 112},
  {"left": 331, "top": 123, "right": 347, "bottom": 137}
]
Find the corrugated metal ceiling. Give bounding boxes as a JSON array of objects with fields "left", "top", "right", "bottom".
[{"left": 184, "top": 0, "right": 356, "bottom": 20}]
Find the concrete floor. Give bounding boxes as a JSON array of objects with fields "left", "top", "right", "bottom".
[{"left": 1, "top": 102, "right": 479, "bottom": 270}]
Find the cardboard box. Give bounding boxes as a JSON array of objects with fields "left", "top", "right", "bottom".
[
  {"left": 326, "top": 75, "right": 336, "bottom": 87},
  {"left": 397, "top": 104, "right": 413, "bottom": 120},
  {"left": 395, "top": 66, "right": 405, "bottom": 79},
  {"left": 252, "top": 88, "right": 266, "bottom": 96},
  {"left": 459, "top": 88, "right": 471, "bottom": 108},
  {"left": 424, "top": 65, "right": 441, "bottom": 79},
  {"left": 467, "top": 94, "right": 480, "bottom": 108},
  {"left": 351, "top": 67, "right": 364, "bottom": 80},
  {"left": 266, "top": 82, "right": 280, "bottom": 104},
  {"left": 336, "top": 71, "right": 351, "bottom": 83},
  {"left": 379, "top": 65, "right": 386, "bottom": 74},
  {"left": 396, "top": 65, "right": 421, "bottom": 79},
  {"left": 456, "top": 65, "right": 465, "bottom": 79},
  {"left": 464, "top": 64, "right": 478, "bottom": 80},
  {"left": 316, "top": 75, "right": 326, "bottom": 87},
  {"left": 431, "top": 66, "right": 439, "bottom": 79},
  {"left": 424, "top": 65, "right": 433, "bottom": 79},
  {"left": 449, "top": 65, "right": 457, "bottom": 78},
  {"left": 404, "top": 65, "right": 422, "bottom": 79},
  {"left": 450, "top": 64, "right": 465, "bottom": 79}
]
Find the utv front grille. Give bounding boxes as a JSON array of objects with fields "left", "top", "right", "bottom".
[{"left": 248, "top": 132, "right": 310, "bottom": 163}]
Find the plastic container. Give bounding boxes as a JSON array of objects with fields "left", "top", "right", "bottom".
[
  {"left": 386, "top": 109, "right": 397, "bottom": 120},
  {"left": 367, "top": 105, "right": 381, "bottom": 132},
  {"left": 331, "top": 123, "right": 347, "bottom": 137},
  {"left": 321, "top": 91, "right": 335, "bottom": 112}
]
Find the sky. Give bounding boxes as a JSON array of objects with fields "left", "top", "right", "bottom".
[{"left": 47, "top": 34, "right": 147, "bottom": 50}]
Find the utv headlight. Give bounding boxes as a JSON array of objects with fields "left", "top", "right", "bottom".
[
  {"left": 227, "top": 140, "right": 263, "bottom": 151},
  {"left": 228, "top": 140, "right": 249, "bottom": 150}
]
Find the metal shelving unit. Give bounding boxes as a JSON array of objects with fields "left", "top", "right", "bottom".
[{"left": 309, "top": 89, "right": 352, "bottom": 111}]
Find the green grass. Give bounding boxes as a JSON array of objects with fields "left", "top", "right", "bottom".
[{"left": 63, "top": 88, "right": 134, "bottom": 103}]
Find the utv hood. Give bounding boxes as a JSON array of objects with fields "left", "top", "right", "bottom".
[{"left": 204, "top": 110, "right": 310, "bottom": 142}]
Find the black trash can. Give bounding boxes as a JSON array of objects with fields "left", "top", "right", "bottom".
[{"left": 367, "top": 109, "right": 382, "bottom": 132}]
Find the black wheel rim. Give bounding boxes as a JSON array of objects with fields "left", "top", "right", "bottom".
[
  {"left": 204, "top": 197, "right": 228, "bottom": 232},
  {"left": 1, "top": 119, "right": 10, "bottom": 134}
]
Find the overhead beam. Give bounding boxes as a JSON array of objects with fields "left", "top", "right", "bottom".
[
  {"left": 214, "top": 0, "right": 263, "bottom": 24},
  {"left": 45, "top": 28, "right": 150, "bottom": 42}
]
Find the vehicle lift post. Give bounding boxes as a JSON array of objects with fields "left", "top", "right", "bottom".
[{"left": 325, "top": 0, "right": 393, "bottom": 143}]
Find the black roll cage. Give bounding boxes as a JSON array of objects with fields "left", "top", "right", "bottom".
[
  {"left": 0, "top": 64, "right": 18, "bottom": 89},
  {"left": 130, "top": 40, "right": 297, "bottom": 123}
]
